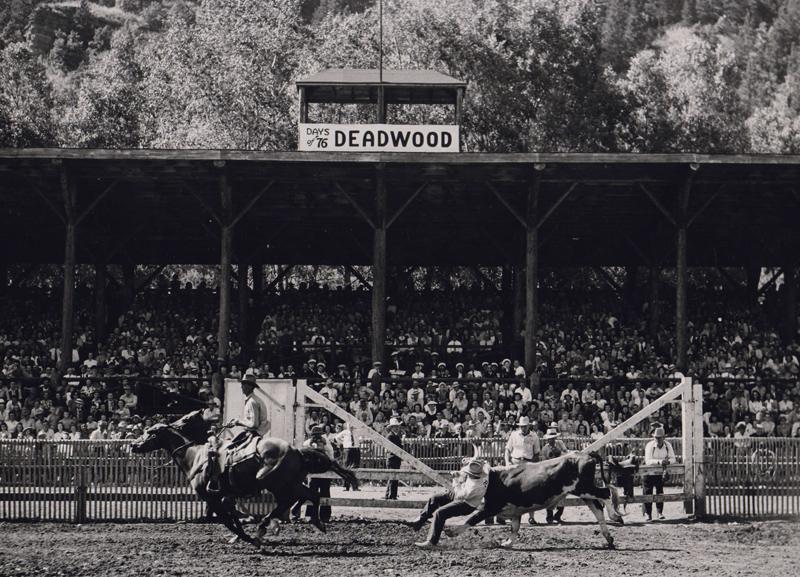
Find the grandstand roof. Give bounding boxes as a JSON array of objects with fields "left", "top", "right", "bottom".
[
  {"left": 1, "top": 149, "right": 799, "bottom": 268},
  {"left": 296, "top": 69, "right": 466, "bottom": 105}
]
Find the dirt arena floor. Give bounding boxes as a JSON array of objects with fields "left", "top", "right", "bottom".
[{"left": 1, "top": 486, "right": 798, "bottom": 577}]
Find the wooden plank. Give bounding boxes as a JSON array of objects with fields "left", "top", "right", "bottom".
[
  {"left": 583, "top": 380, "right": 688, "bottom": 452},
  {"left": 311, "top": 469, "right": 439, "bottom": 483},
  {"left": 297, "top": 383, "right": 451, "bottom": 487}
]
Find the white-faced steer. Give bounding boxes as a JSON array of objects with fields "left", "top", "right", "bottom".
[{"left": 457, "top": 451, "right": 624, "bottom": 548}]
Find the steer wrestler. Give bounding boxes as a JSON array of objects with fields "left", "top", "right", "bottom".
[{"left": 410, "top": 458, "right": 490, "bottom": 549}]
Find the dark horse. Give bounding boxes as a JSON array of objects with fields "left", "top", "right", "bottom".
[{"left": 131, "top": 410, "right": 359, "bottom": 546}]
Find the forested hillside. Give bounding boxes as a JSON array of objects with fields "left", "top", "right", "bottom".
[{"left": 1, "top": 0, "right": 799, "bottom": 153}]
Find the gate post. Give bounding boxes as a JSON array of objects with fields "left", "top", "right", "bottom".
[
  {"left": 74, "top": 462, "right": 87, "bottom": 523},
  {"left": 692, "top": 383, "right": 706, "bottom": 517},
  {"left": 681, "top": 376, "right": 695, "bottom": 514}
]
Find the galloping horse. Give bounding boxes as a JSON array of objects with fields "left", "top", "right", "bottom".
[{"left": 131, "top": 411, "right": 359, "bottom": 546}]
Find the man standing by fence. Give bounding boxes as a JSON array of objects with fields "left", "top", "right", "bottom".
[
  {"left": 643, "top": 427, "right": 675, "bottom": 521},
  {"left": 384, "top": 418, "right": 403, "bottom": 500},
  {"left": 504, "top": 415, "right": 540, "bottom": 524}
]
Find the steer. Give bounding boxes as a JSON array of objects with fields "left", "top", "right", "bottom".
[{"left": 456, "top": 451, "right": 623, "bottom": 548}]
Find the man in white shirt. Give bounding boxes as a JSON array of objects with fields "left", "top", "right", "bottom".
[
  {"left": 333, "top": 423, "right": 360, "bottom": 491},
  {"left": 412, "top": 458, "right": 490, "bottom": 548},
  {"left": 643, "top": 427, "right": 675, "bottom": 521},
  {"left": 504, "top": 415, "right": 541, "bottom": 530}
]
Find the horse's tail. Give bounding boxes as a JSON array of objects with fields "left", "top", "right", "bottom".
[
  {"left": 299, "top": 448, "right": 359, "bottom": 490},
  {"left": 588, "top": 451, "right": 610, "bottom": 486}
]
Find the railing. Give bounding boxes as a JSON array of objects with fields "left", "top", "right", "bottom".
[
  {"left": 704, "top": 437, "right": 800, "bottom": 517},
  {"left": 2, "top": 437, "right": 798, "bottom": 521}
]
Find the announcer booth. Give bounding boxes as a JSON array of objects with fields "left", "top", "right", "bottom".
[{"left": 296, "top": 68, "right": 466, "bottom": 152}]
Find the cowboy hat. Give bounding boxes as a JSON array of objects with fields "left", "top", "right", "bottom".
[
  {"left": 517, "top": 416, "right": 531, "bottom": 427},
  {"left": 653, "top": 427, "right": 666, "bottom": 438},
  {"left": 387, "top": 417, "right": 402, "bottom": 428},
  {"left": 464, "top": 459, "right": 485, "bottom": 478},
  {"left": 240, "top": 374, "right": 259, "bottom": 388},
  {"left": 310, "top": 425, "right": 325, "bottom": 436},
  {"left": 544, "top": 428, "right": 560, "bottom": 440}
]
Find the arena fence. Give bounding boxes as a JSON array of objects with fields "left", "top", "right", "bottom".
[
  {"left": 704, "top": 437, "right": 800, "bottom": 517},
  {"left": 1, "top": 437, "right": 797, "bottom": 521}
]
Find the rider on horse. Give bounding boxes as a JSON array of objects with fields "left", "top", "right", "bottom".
[{"left": 207, "top": 375, "right": 271, "bottom": 492}]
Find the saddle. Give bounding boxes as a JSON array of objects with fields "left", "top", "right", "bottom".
[{"left": 204, "top": 434, "right": 261, "bottom": 494}]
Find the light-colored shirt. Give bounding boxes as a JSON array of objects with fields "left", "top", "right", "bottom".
[
  {"left": 241, "top": 393, "right": 269, "bottom": 436},
  {"left": 505, "top": 429, "right": 540, "bottom": 461},
  {"left": 644, "top": 439, "right": 675, "bottom": 466}
]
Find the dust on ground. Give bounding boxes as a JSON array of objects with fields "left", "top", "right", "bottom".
[{"left": 1, "top": 485, "right": 797, "bottom": 577}]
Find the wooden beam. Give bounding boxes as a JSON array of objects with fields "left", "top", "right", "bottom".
[
  {"left": 100, "top": 223, "right": 147, "bottom": 264},
  {"left": 594, "top": 266, "right": 622, "bottom": 293},
  {"left": 716, "top": 266, "right": 744, "bottom": 290},
  {"left": 472, "top": 266, "right": 500, "bottom": 292},
  {"left": 686, "top": 182, "right": 725, "bottom": 230},
  {"left": 10, "top": 264, "right": 37, "bottom": 287},
  {"left": 231, "top": 180, "right": 274, "bottom": 228},
  {"left": 184, "top": 185, "right": 222, "bottom": 226},
  {"left": 333, "top": 181, "right": 376, "bottom": 230},
  {"left": 346, "top": 264, "right": 372, "bottom": 289},
  {"left": 134, "top": 265, "right": 166, "bottom": 293},
  {"left": 537, "top": 182, "right": 578, "bottom": 228},
  {"left": 297, "top": 382, "right": 451, "bottom": 487},
  {"left": 583, "top": 379, "right": 688, "bottom": 452},
  {"left": 621, "top": 232, "right": 649, "bottom": 264},
  {"left": 265, "top": 265, "right": 294, "bottom": 291},
  {"left": 76, "top": 177, "right": 121, "bottom": 225},
  {"left": 242, "top": 223, "right": 286, "bottom": 264},
  {"left": 479, "top": 226, "right": 515, "bottom": 265},
  {"left": 639, "top": 183, "right": 679, "bottom": 228},
  {"left": 758, "top": 268, "right": 783, "bottom": 296},
  {"left": 385, "top": 181, "right": 428, "bottom": 229},
  {"left": 26, "top": 176, "right": 66, "bottom": 223},
  {"left": 486, "top": 181, "right": 527, "bottom": 229}
]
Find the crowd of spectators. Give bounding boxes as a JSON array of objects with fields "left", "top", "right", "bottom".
[{"left": 2, "top": 280, "right": 800, "bottom": 446}]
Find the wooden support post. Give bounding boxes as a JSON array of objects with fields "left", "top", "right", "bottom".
[
  {"left": 676, "top": 166, "right": 696, "bottom": 374},
  {"left": 377, "top": 86, "right": 386, "bottom": 124},
  {"left": 692, "top": 383, "right": 706, "bottom": 517},
  {"left": 95, "top": 264, "right": 107, "bottom": 344},
  {"left": 513, "top": 262, "right": 524, "bottom": 346},
  {"left": 218, "top": 168, "right": 233, "bottom": 362},
  {"left": 676, "top": 226, "right": 688, "bottom": 373},
  {"left": 59, "top": 164, "right": 77, "bottom": 376},
  {"left": 524, "top": 167, "right": 542, "bottom": 375},
  {"left": 648, "top": 263, "right": 660, "bottom": 342},
  {"left": 624, "top": 265, "right": 638, "bottom": 305},
  {"left": 238, "top": 264, "right": 250, "bottom": 361},
  {"left": 299, "top": 86, "right": 308, "bottom": 123},
  {"left": 60, "top": 222, "right": 77, "bottom": 375},
  {"left": 746, "top": 266, "right": 760, "bottom": 304},
  {"left": 784, "top": 231, "right": 797, "bottom": 342},
  {"left": 372, "top": 165, "right": 387, "bottom": 365},
  {"left": 681, "top": 376, "right": 695, "bottom": 514}
]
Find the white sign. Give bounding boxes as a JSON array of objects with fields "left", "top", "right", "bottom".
[{"left": 299, "top": 123, "right": 459, "bottom": 152}]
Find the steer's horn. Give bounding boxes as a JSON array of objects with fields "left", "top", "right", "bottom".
[{"left": 472, "top": 443, "right": 482, "bottom": 459}]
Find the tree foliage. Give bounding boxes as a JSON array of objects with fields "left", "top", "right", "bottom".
[{"left": 1, "top": 0, "right": 800, "bottom": 153}]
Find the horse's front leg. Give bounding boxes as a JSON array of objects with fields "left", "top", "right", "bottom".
[{"left": 198, "top": 487, "right": 258, "bottom": 547}]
